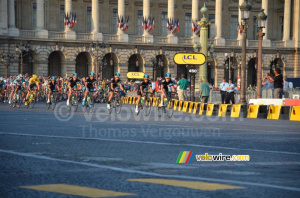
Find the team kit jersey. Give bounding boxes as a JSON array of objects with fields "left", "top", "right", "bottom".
[
  {"left": 85, "top": 77, "right": 97, "bottom": 91},
  {"left": 159, "top": 79, "right": 175, "bottom": 91},
  {"left": 69, "top": 77, "right": 81, "bottom": 88},
  {"left": 110, "top": 78, "right": 122, "bottom": 90},
  {"left": 48, "top": 81, "right": 57, "bottom": 91},
  {"left": 138, "top": 80, "right": 152, "bottom": 95}
]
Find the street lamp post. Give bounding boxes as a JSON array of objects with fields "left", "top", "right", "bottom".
[
  {"left": 239, "top": 0, "right": 252, "bottom": 104},
  {"left": 1, "top": 48, "right": 15, "bottom": 78},
  {"left": 256, "top": 9, "right": 267, "bottom": 99},
  {"left": 90, "top": 41, "right": 105, "bottom": 79},
  {"left": 16, "top": 41, "right": 30, "bottom": 74}
]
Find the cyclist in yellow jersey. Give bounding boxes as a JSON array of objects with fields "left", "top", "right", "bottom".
[{"left": 25, "top": 74, "right": 40, "bottom": 105}]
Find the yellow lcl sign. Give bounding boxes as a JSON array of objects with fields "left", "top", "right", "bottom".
[
  {"left": 174, "top": 53, "right": 206, "bottom": 65},
  {"left": 127, "top": 72, "right": 145, "bottom": 79}
]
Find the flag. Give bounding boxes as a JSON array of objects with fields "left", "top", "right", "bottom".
[{"left": 177, "top": 20, "right": 180, "bottom": 32}]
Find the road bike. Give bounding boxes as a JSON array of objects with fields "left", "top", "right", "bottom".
[
  {"left": 67, "top": 89, "right": 79, "bottom": 112},
  {"left": 135, "top": 91, "right": 152, "bottom": 116},
  {"left": 46, "top": 91, "right": 58, "bottom": 110},
  {"left": 26, "top": 90, "right": 37, "bottom": 109},
  {"left": 107, "top": 91, "right": 123, "bottom": 114},
  {"left": 156, "top": 91, "right": 175, "bottom": 118}
]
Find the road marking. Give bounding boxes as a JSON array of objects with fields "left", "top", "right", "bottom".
[
  {"left": 1, "top": 149, "right": 300, "bottom": 192},
  {"left": 1, "top": 132, "right": 300, "bottom": 156},
  {"left": 21, "top": 184, "right": 135, "bottom": 197},
  {"left": 127, "top": 178, "right": 244, "bottom": 191}
]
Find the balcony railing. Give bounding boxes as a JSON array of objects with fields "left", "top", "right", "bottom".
[
  {"left": 48, "top": 31, "right": 65, "bottom": 39},
  {"left": 102, "top": 34, "right": 118, "bottom": 42},
  {"left": 128, "top": 35, "right": 143, "bottom": 43},
  {"left": 154, "top": 36, "right": 168, "bottom": 44},
  {"left": 225, "top": 39, "right": 239, "bottom": 46},
  {"left": 248, "top": 40, "right": 259, "bottom": 47},
  {"left": 20, "top": 30, "right": 36, "bottom": 38},
  {"left": 77, "top": 33, "right": 92, "bottom": 40},
  {"left": 272, "top": 41, "right": 285, "bottom": 47}
]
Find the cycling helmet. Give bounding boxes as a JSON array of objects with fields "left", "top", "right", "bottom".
[
  {"left": 73, "top": 73, "right": 78, "bottom": 77},
  {"left": 165, "top": 73, "right": 171, "bottom": 78},
  {"left": 115, "top": 87, "right": 120, "bottom": 90},
  {"left": 51, "top": 76, "right": 56, "bottom": 80},
  {"left": 18, "top": 74, "right": 23, "bottom": 78},
  {"left": 115, "top": 72, "right": 120, "bottom": 77},
  {"left": 32, "top": 74, "right": 38, "bottom": 79},
  {"left": 89, "top": 72, "right": 95, "bottom": 76},
  {"left": 144, "top": 74, "right": 149, "bottom": 79}
]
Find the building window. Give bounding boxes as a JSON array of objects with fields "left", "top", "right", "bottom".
[
  {"left": 33, "top": 3, "right": 37, "bottom": 30},
  {"left": 60, "top": 5, "right": 65, "bottom": 31},
  {"left": 184, "top": 13, "right": 191, "bottom": 38},
  {"left": 137, "top": 10, "right": 143, "bottom": 35},
  {"left": 87, "top": 7, "right": 92, "bottom": 32},
  {"left": 208, "top": 14, "right": 216, "bottom": 39},
  {"left": 112, "top": 9, "right": 118, "bottom": 34},
  {"left": 161, "top": 12, "right": 168, "bottom": 36},
  {"left": 280, "top": 16, "right": 284, "bottom": 40},
  {"left": 253, "top": 16, "right": 258, "bottom": 40},
  {"left": 230, "top": 15, "right": 238, "bottom": 39}
]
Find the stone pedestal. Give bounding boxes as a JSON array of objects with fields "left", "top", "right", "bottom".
[
  {"left": 8, "top": 28, "right": 19, "bottom": 37},
  {"left": 284, "top": 40, "right": 294, "bottom": 48},
  {"left": 65, "top": 30, "right": 76, "bottom": 40},
  {"left": 118, "top": 33, "right": 128, "bottom": 42},
  {"left": 238, "top": 39, "right": 248, "bottom": 47},
  {"left": 92, "top": 32, "right": 103, "bottom": 41},
  {"left": 36, "top": 29, "right": 48, "bottom": 39},
  {"left": 215, "top": 37, "right": 225, "bottom": 46},
  {"left": 262, "top": 39, "right": 271, "bottom": 47},
  {"left": 168, "top": 35, "right": 178, "bottom": 44},
  {"left": 143, "top": 34, "right": 153, "bottom": 43}
]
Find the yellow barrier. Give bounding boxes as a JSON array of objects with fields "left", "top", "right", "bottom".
[
  {"left": 193, "top": 103, "right": 200, "bottom": 114},
  {"left": 230, "top": 104, "right": 241, "bottom": 118},
  {"left": 206, "top": 104, "right": 214, "bottom": 116},
  {"left": 247, "top": 105, "right": 260, "bottom": 119},
  {"left": 182, "top": 101, "right": 190, "bottom": 112},
  {"left": 199, "top": 103, "right": 206, "bottom": 115},
  {"left": 152, "top": 98, "right": 158, "bottom": 107},
  {"left": 173, "top": 100, "right": 179, "bottom": 110},
  {"left": 188, "top": 102, "right": 195, "bottom": 113},
  {"left": 132, "top": 97, "right": 136, "bottom": 104},
  {"left": 178, "top": 101, "right": 184, "bottom": 111},
  {"left": 129, "top": 97, "right": 133, "bottom": 104},
  {"left": 218, "top": 104, "right": 228, "bottom": 117},
  {"left": 267, "top": 105, "right": 281, "bottom": 120},
  {"left": 290, "top": 106, "right": 300, "bottom": 121}
]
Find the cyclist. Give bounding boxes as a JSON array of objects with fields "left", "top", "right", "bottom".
[
  {"left": 107, "top": 72, "right": 124, "bottom": 110},
  {"left": 82, "top": 72, "right": 97, "bottom": 107},
  {"left": 9, "top": 74, "right": 26, "bottom": 104},
  {"left": 157, "top": 73, "right": 175, "bottom": 107},
  {"left": 67, "top": 73, "right": 81, "bottom": 106},
  {"left": 47, "top": 76, "right": 59, "bottom": 103},
  {"left": 135, "top": 74, "right": 153, "bottom": 113},
  {"left": 25, "top": 74, "right": 40, "bottom": 106}
]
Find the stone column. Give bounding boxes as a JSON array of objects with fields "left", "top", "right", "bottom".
[
  {"left": 237, "top": 0, "right": 243, "bottom": 40},
  {"left": 8, "top": 0, "right": 19, "bottom": 37},
  {"left": 215, "top": 0, "right": 225, "bottom": 46},
  {"left": 294, "top": 0, "right": 300, "bottom": 48},
  {"left": 191, "top": 0, "right": 199, "bottom": 42},
  {"left": 168, "top": 0, "right": 178, "bottom": 44},
  {"left": 65, "top": 0, "right": 76, "bottom": 39},
  {"left": 261, "top": 0, "right": 271, "bottom": 46},
  {"left": 283, "top": 0, "right": 293, "bottom": 47},
  {"left": 36, "top": 0, "right": 48, "bottom": 38},
  {"left": 117, "top": 0, "right": 128, "bottom": 42},
  {"left": 143, "top": 0, "right": 153, "bottom": 43},
  {"left": 0, "top": 0, "right": 8, "bottom": 35},
  {"left": 91, "top": 0, "right": 102, "bottom": 40}
]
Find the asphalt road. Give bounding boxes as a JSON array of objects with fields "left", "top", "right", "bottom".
[{"left": 0, "top": 102, "right": 300, "bottom": 198}]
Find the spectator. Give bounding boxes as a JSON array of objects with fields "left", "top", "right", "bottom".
[
  {"left": 219, "top": 78, "right": 228, "bottom": 104},
  {"left": 270, "top": 68, "right": 283, "bottom": 98},
  {"left": 262, "top": 73, "right": 274, "bottom": 89},
  {"left": 226, "top": 79, "right": 235, "bottom": 104},
  {"left": 283, "top": 77, "right": 293, "bottom": 89},
  {"left": 177, "top": 74, "right": 189, "bottom": 101},
  {"left": 198, "top": 79, "right": 209, "bottom": 103}
]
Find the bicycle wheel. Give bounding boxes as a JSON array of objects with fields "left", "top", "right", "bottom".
[
  {"left": 107, "top": 101, "right": 113, "bottom": 114},
  {"left": 51, "top": 95, "right": 56, "bottom": 110},
  {"left": 29, "top": 94, "right": 36, "bottom": 109},
  {"left": 88, "top": 98, "right": 94, "bottom": 113},
  {"left": 143, "top": 99, "right": 152, "bottom": 116},
  {"left": 166, "top": 100, "right": 174, "bottom": 118},
  {"left": 16, "top": 93, "right": 22, "bottom": 108},
  {"left": 115, "top": 97, "right": 122, "bottom": 114},
  {"left": 73, "top": 95, "right": 78, "bottom": 112},
  {"left": 46, "top": 100, "right": 50, "bottom": 110}
]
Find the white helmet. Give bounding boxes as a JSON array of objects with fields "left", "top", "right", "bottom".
[{"left": 18, "top": 74, "right": 23, "bottom": 78}]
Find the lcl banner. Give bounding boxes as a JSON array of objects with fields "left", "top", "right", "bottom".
[
  {"left": 127, "top": 72, "right": 145, "bottom": 79},
  {"left": 174, "top": 53, "right": 206, "bottom": 65}
]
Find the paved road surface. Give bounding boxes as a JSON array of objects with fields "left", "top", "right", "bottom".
[{"left": 0, "top": 102, "right": 299, "bottom": 198}]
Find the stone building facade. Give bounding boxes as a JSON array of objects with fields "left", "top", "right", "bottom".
[{"left": 0, "top": 0, "right": 299, "bottom": 87}]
